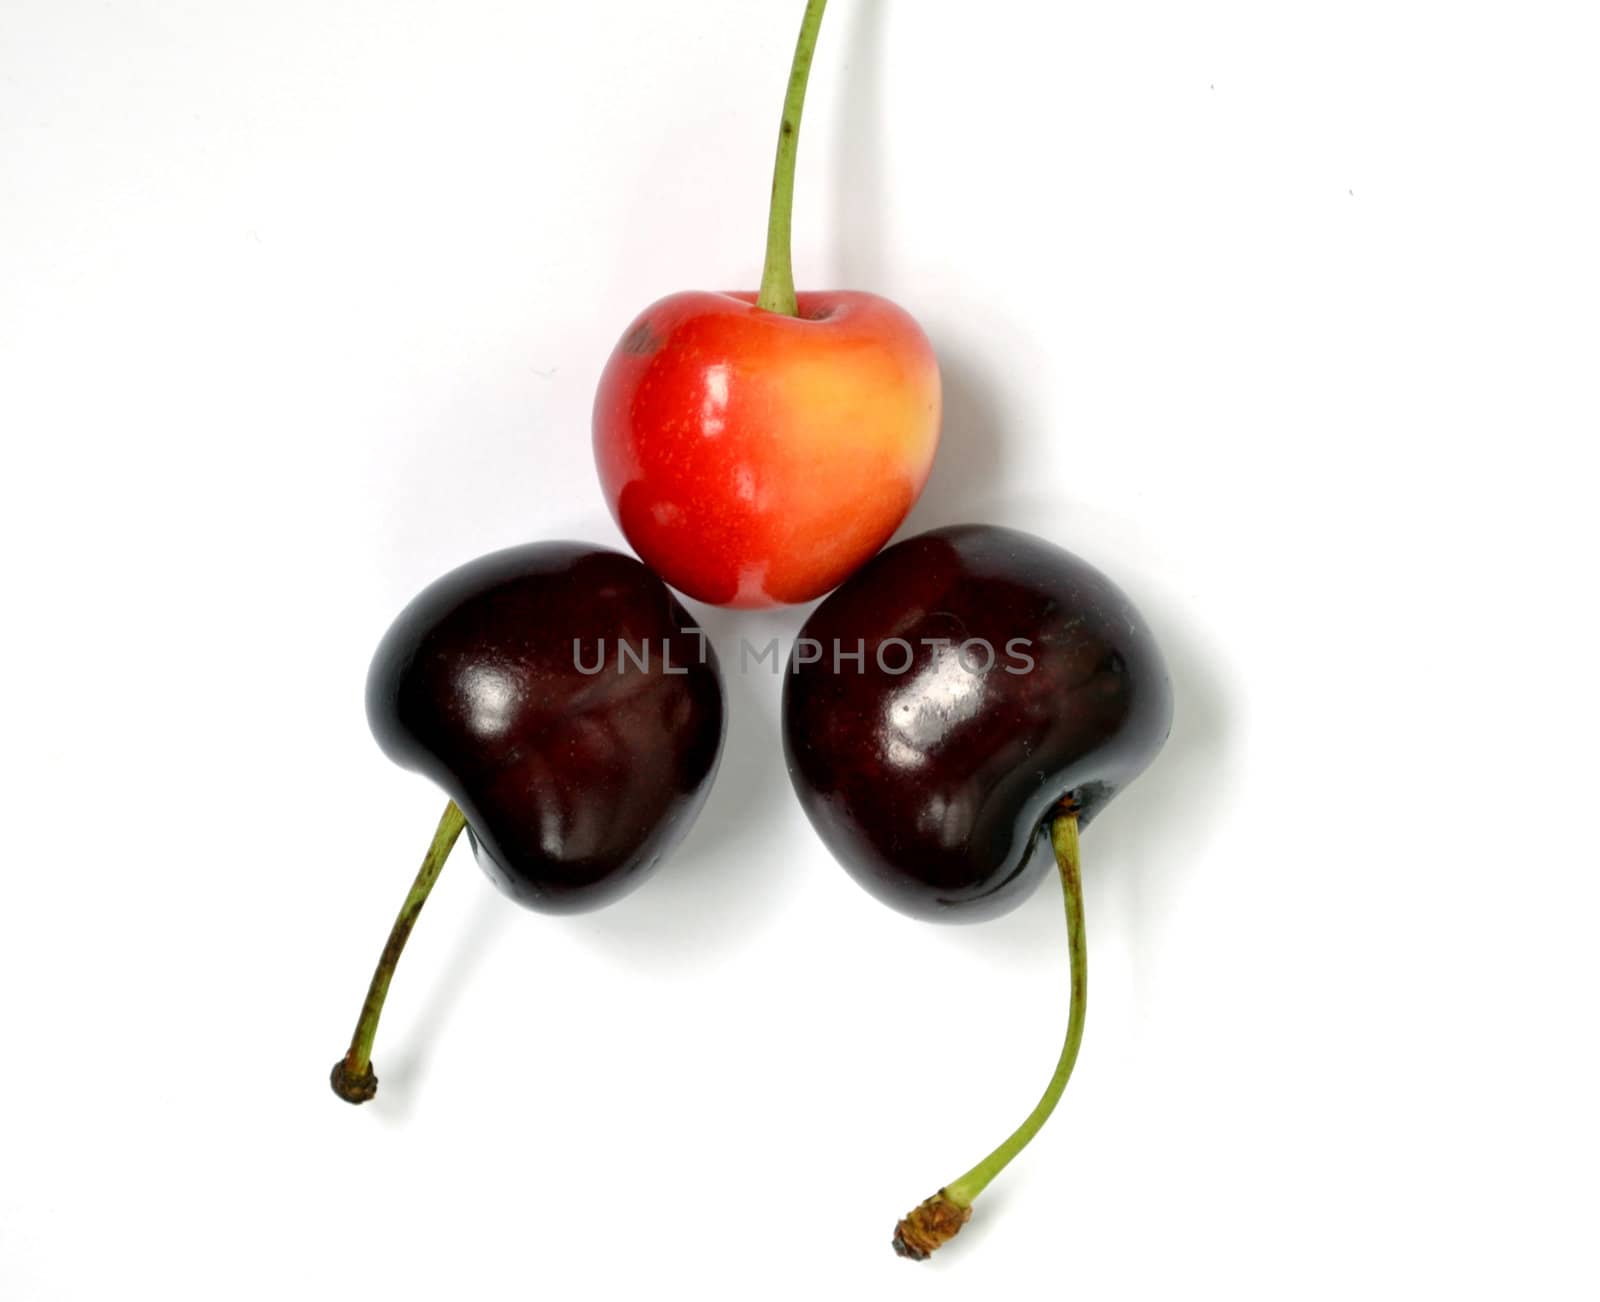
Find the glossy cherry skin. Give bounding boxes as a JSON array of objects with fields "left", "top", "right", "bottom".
[
  {"left": 783, "top": 525, "right": 1173, "bottom": 922},
  {"left": 367, "top": 542, "right": 724, "bottom": 913},
  {"left": 593, "top": 290, "right": 940, "bottom": 608}
]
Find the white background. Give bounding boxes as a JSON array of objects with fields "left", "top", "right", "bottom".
[{"left": 3, "top": 1, "right": 1597, "bottom": 1297}]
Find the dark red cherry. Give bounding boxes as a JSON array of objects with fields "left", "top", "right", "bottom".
[
  {"left": 332, "top": 542, "right": 723, "bottom": 1104},
  {"left": 781, "top": 524, "right": 1172, "bottom": 1257},
  {"left": 368, "top": 541, "right": 724, "bottom": 912},
  {"left": 783, "top": 523, "right": 1171, "bottom": 921}
]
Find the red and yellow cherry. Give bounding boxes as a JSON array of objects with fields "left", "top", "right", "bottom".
[
  {"left": 594, "top": 289, "right": 938, "bottom": 606},
  {"left": 592, "top": 0, "right": 940, "bottom": 608}
]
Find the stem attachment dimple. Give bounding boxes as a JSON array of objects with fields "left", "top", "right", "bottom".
[
  {"left": 330, "top": 800, "right": 467, "bottom": 1104},
  {"left": 893, "top": 810, "right": 1088, "bottom": 1258},
  {"left": 756, "top": 0, "right": 830, "bottom": 316}
]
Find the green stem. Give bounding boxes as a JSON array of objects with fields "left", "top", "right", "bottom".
[
  {"left": 946, "top": 813, "right": 1088, "bottom": 1205},
  {"left": 330, "top": 800, "right": 467, "bottom": 1104},
  {"left": 755, "top": 0, "right": 829, "bottom": 316}
]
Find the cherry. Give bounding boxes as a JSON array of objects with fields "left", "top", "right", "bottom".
[
  {"left": 331, "top": 542, "right": 724, "bottom": 1104},
  {"left": 781, "top": 524, "right": 1173, "bottom": 1256},
  {"left": 593, "top": 0, "right": 940, "bottom": 607}
]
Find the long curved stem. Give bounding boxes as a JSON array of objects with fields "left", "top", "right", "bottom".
[
  {"left": 893, "top": 811, "right": 1088, "bottom": 1259},
  {"left": 756, "top": 0, "right": 829, "bottom": 315},
  {"left": 330, "top": 800, "right": 466, "bottom": 1104}
]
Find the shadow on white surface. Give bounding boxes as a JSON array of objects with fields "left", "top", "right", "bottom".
[
  {"left": 1092, "top": 597, "right": 1232, "bottom": 972},
  {"left": 899, "top": 346, "right": 1014, "bottom": 538},
  {"left": 566, "top": 602, "right": 809, "bottom": 970},
  {"left": 922, "top": 1182, "right": 1019, "bottom": 1270},
  {"left": 364, "top": 883, "right": 512, "bottom": 1125},
  {"left": 833, "top": 0, "right": 887, "bottom": 287}
]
